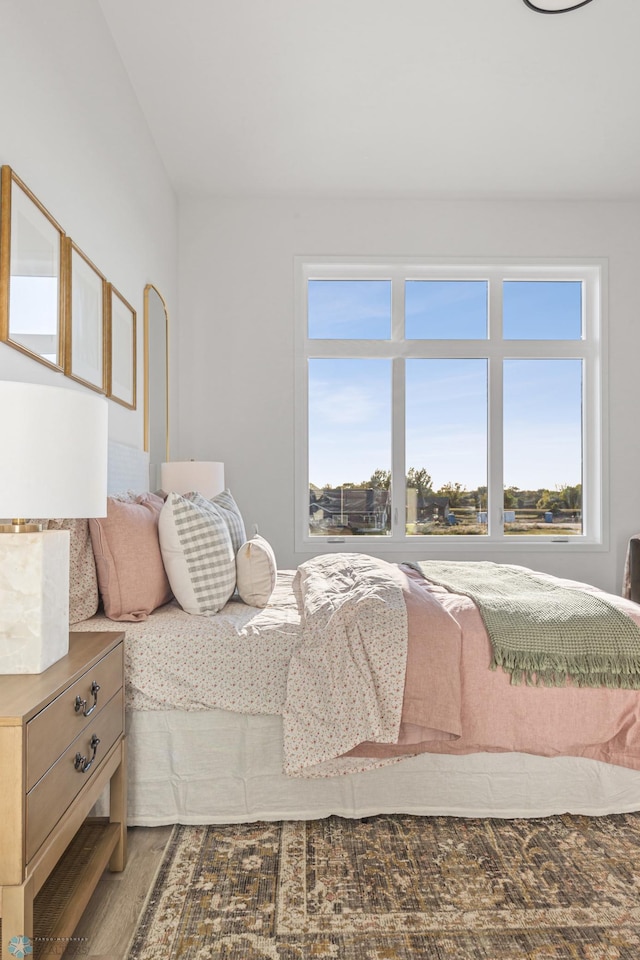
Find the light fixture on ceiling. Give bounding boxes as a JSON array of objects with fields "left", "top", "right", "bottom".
[{"left": 523, "top": 0, "right": 595, "bottom": 12}]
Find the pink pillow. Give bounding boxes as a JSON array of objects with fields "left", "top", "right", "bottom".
[{"left": 89, "top": 493, "right": 172, "bottom": 621}]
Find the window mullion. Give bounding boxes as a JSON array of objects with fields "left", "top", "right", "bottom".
[
  {"left": 488, "top": 356, "right": 504, "bottom": 538},
  {"left": 392, "top": 356, "right": 405, "bottom": 541},
  {"left": 488, "top": 277, "right": 504, "bottom": 538},
  {"left": 391, "top": 276, "right": 405, "bottom": 541},
  {"left": 391, "top": 268, "right": 405, "bottom": 342}
]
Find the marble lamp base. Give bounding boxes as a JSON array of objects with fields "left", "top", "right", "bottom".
[{"left": 0, "top": 530, "right": 70, "bottom": 674}]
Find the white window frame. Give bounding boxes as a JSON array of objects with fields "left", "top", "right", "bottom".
[{"left": 294, "top": 256, "right": 608, "bottom": 556}]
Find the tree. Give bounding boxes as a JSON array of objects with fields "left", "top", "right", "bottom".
[
  {"left": 537, "top": 484, "right": 582, "bottom": 515},
  {"left": 503, "top": 486, "right": 520, "bottom": 509},
  {"left": 437, "top": 481, "right": 466, "bottom": 507},
  {"left": 368, "top": 469, "right": 391, "bottom": 490},
  {"left": 536, "top": 490, "right": 563, "bottom": 515},
  {"left": 558, "top": 483, "right": 581, "bottom": 510},
  {"left": 406, "top": 467, "right": 433, "bottom": 499}
]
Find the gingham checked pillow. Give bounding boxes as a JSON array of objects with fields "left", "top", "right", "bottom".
[
  {"left": 158, "top": 491, "right": 236, "bottom": 615},
  {"left": 210, "top": 489, "right": 247, "bottom": 553}
]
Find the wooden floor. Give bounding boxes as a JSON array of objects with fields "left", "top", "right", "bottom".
[{"left": 68, "top": 826, "right": 173, "bottom": 960}]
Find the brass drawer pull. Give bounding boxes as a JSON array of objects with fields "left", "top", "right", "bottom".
[
  {"left": 75, "top": 680, "right": 101, "bottom": 717},
  {"left": 74, "top": 734, "right": 101, "bottom": 773}
]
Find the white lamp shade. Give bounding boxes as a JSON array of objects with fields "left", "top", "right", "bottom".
[
  {"left": 160, "top": 460, "right": 225, "bottom": 499},
  {"left": 0, "top": 381, "right": 108, "bottom": 519}
]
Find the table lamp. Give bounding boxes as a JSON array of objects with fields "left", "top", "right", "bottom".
[
  {"left": 0, "top": 381, "right": 108, "bottom": 673},
  {"left": 160, "top": 460, "right": 225, "bottom": 499}
]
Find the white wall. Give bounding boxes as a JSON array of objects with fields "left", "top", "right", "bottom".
[
  {"left": 178, "top": 197, "right": 640, "bottom": 592},
  {"left": 0, "top": 0, "right": 178, "bottom": 449}
]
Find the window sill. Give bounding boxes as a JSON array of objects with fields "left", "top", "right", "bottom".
[{"left": 296, "top": 535, "right": 606, "bottom": 555}]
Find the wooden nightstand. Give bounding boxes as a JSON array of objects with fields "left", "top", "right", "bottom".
[{"left": 0, "top": 631, "right": 127, "bottom": 960}]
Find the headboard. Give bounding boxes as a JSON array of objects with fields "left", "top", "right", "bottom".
[{"left": 107, "top": 440, "right": 150, "bottom": 495}]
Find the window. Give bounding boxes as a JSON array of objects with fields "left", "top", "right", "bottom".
[{"left": 295, "top": 258, "right": 606, "bottom": 553}]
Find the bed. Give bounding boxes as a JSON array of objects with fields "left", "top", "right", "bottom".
[{"left": 68, "top": 444, "right": 640, "bottom": 826}]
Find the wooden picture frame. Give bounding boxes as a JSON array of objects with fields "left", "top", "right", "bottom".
[
  {"left": 64, "top": 239, "right": 107, "bottom": 393},
  {"left": 0, "top": 166, "right": 66, "bottom": 371},
  {"left": 107, "top": 283, "right": 136, "bottom": 409}
]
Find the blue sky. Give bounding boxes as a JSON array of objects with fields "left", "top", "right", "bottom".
[{"left": 308, "top": 280, "right": 583, "bottom": 491}]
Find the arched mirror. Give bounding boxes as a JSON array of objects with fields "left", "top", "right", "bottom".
[{"left": 144, "top": 283, "right": 169, "bottom": 489}]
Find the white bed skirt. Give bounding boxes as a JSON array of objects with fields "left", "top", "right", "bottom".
[{"left": 117, "top": 708, "right": 640, "bottom": 825}]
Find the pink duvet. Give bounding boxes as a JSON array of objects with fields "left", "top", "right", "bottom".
[{"left": 348, "top": 565, "right": 640, "bottom": 771}]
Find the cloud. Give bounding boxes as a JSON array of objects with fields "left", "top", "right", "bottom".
[{"left": 312, "top": 383, "right": 388, "bottom": 430}]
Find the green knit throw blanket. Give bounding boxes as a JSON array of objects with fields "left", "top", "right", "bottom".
[{"left": 407, "top": 560, "right": 640, "bottom": 688}]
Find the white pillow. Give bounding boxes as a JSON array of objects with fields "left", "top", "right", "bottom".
[
  {"left": 158, "top": 492, "right": 236, "bottom": 615},
  {"left": 236, "top": 535, "right": 277, "bottom": 607}
]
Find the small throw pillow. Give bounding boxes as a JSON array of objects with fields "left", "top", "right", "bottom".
[
  {"left": 158, "top": 492, "right": 236, "bottom": 615},
  {"left": 210, "top": 489, "right": 246, "bottom": 553},
  {"left": 236, "top": 535, "right": 277, "bottom": 607},
  {"left": 89, "top": 493, "right": 172, "bottom": 621}
]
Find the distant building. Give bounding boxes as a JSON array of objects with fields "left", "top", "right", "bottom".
[
  {"left": 309, "top": 487, "right": 389, "bottom": 532},
  {"left": 421, "top": 496, "right": 452, "bottom": 522},
  {"left": 407, "top": 488, "right": 451, "bottom": 523}
]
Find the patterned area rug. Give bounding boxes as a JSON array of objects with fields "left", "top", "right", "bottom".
[{"left": 127, "top": 813, "right": 640, "bottom": 959}]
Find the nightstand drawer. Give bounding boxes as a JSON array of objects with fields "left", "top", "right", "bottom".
[
  {"left": 26, "top": 643, "right": 123, "bottom": 791},
  {"left": 0, "top": 631, "right": 126, "bottom": 960},
  {"left": 26, "top": 686, "right": 124, "bottom": 863}
]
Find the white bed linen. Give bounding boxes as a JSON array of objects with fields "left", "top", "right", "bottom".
[
  {"left": 123, "top": 707, "right": 640, "bottom": 825},
  {"left": 75, "top": 573, "right": 301, "bottom": 713}
]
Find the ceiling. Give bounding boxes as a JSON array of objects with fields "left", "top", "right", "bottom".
[{"left": 98, "top": 0, "right": 640, "bottom": 201}]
